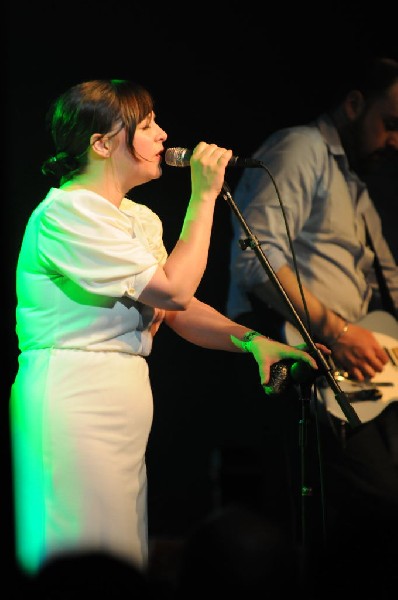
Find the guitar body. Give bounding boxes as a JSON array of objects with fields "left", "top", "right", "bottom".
[{"left": 284, "top": 310, "right": 398, "bottom": 423}]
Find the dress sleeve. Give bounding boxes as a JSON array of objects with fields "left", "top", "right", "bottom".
[{"left": 37, "top": 190, "right": 161, "bottom": 299}]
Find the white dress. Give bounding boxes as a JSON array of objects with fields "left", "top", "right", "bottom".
[{"left": 10, "top": 188, "right": 168, "bottom": 575}]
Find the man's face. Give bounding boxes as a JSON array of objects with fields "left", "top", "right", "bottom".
[{"left": 356, "top": 81, "right": 398, "bottom": 173}]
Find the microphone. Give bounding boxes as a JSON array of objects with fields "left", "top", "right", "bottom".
[
  {"left": 165, "top": 147, "right": 263, "bottom": 168},
  {"left": 265, "top": 359, "right": 321, "bottom": 396}
]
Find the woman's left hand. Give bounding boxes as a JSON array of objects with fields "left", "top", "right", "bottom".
[{"left": 232, "top": 334, "right": 331, "bottom": 390}]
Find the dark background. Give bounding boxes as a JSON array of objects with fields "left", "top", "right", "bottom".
[{"left": 4, "top": 0, "right": 398, "bottom": 584}]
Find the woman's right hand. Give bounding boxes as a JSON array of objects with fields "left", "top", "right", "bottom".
[{"left": 189, "top": 142, "right": 233, "bottom": 203}]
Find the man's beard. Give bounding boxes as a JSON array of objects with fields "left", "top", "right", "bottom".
[{"left": 357, "top": 147, "right": 398, "bottom": 177}]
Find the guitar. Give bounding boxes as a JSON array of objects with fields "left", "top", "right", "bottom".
[{"left": 283, "top": 310, "right": 398, "bottom": 423}]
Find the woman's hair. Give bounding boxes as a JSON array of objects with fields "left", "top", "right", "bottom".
[{"left": 41, "top": 79, "right": 154, "bottom": 183}]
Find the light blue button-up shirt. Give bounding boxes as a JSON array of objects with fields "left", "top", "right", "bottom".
[{"left": 227, "top": 113, "right": 398, "bottom": 323}]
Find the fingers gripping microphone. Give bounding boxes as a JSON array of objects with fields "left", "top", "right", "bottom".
[
  {"left": 265, "top": 359, "right": 320, "bottom": 396},
  {"left": 165, "top": 147, "right": 263, "bottom": 168}
]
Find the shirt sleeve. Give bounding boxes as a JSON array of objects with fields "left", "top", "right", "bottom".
[
  {"left": 37, "top": 190, "right": 161, "bottom": 299},
  {"left": 232, "top": 127, "right": 323, "bottom": 289}
]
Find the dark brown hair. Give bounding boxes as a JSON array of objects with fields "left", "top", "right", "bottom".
[{"left": 41, "top": 79, "right": 154, "bottom": 183}]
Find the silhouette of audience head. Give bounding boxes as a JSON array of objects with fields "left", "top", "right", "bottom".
[{"left": 32, "top": 550, "right": 156, "bottom": 598}]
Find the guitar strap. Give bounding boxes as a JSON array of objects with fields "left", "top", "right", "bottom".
[{"left": 363, "top": 217, "right": 398, "bottom": 320}]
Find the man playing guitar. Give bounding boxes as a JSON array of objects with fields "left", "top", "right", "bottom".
[{"left": 227, "top": 56, "right": 398, "bottom": 581}]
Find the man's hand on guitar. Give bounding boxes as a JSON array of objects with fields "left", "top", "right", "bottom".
[
  {"left": 284, "top": 311, "right": 398, "bottom": 423},
  {"left": 331, "top": 322, "right": 390, "bottom": 381}
]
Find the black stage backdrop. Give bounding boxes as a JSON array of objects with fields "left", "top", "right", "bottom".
[{"left": 4, "top": 1, "right": 398, "bottom": 586}]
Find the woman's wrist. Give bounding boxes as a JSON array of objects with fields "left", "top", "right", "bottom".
[{"left": 241, "top": 330, "right": 262, "bottom": 353}]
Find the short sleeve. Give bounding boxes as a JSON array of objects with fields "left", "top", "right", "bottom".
[{"left": 35, "top": 189, "right": 162, "bottom": 299}]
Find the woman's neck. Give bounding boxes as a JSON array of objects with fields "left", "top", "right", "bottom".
[{"left": 60, "top": 175, "right": 125, "bottom": 207}]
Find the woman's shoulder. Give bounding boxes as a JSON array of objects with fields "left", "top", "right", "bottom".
[
  {"left": 120, "top": 198, "right": 161, "bottom": 223},
  {"left": 120, "top": 198, "right": 167, "bottom": 263},
  {"left": 33, "top": 188, "right": 123, "bottom": 229}
]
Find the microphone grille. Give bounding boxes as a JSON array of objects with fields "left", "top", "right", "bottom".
[
  {"left": 165, "top": 147, "right": 190, "bottom": 167},
  {"left": 265, "top": 360, "right": 293, "bottom": 396}
]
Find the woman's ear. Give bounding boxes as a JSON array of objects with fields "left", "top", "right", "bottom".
[
  {"left": 90, "top": 133, "right": 111, "bottom": 158},
  {"left": 345, "top": 90, "right": 365, "bottom": 119}
]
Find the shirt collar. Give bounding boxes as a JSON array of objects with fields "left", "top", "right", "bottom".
[{"left": 315, "top": 112, "right": 345, "bottom": 158}]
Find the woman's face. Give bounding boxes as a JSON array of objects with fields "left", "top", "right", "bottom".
[
  {"left": 124, "top": 111, "right": 168, "bottom": 186},
  {"left": 105, "top": 111, "right": 168, "bottom": 190}
]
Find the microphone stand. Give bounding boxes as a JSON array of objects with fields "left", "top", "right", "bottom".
[{"left": 221, "top": 180, "right": 361, "bottom": 554}]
